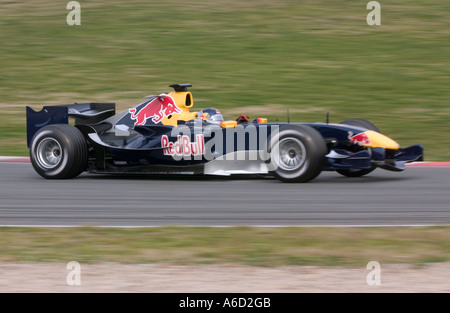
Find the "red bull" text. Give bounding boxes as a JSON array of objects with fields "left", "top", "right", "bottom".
[
  {"left": 129, "top": 94, "right": 182, "bottom": 125},
  {"left": 161, "top": 134, "right": 205, "bottom": 157}
]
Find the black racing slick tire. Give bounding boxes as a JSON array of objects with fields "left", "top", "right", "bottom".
[
  {"left": 340, "top": 118, "right": 380, "bottom": 133},
  {"left": 29, "top": 124, "right": 88, "bottom": 179},
  {"left": 267, "top": 125, "right": 327, "bottom": 183},
  {"left": 337, "top": 118, "right": 379, "bottom": 177},
  {"left": 336, "top": 165, "right": 376, "bottom": 178}
]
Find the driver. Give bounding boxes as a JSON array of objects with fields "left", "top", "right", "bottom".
[{"left": 196, "top": 108, "right": 224, "bottom": 125}]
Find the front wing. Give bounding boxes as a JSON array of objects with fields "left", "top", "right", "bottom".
[{"left": 324, "top": 144, "right": 424, "bottom": 171}]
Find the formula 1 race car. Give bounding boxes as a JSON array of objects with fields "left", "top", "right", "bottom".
[{"left": 26, "top": 84, "right": 423, "bottom": 182}]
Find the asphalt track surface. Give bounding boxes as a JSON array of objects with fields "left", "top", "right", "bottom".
[{"left": 0, "top": 162, "right": 449, "bottom": 227}]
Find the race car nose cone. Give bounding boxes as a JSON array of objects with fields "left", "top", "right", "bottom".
[{"left": 364, "top": 130, "right": 400, "bottom": 150}]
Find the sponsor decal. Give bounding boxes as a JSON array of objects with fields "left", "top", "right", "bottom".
[
  {"left": 348, "top": 131, "right": 371, "bottom": 146},
  {"left": 129, "top": 94, "right": 182, "bottom": 125},
  {"left": 161, "top": 134, "right": 205, "bottom": 157}
]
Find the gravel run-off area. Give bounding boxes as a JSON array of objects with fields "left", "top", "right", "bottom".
[{"left": 1, "top": 262, "right": 450, "bottom": 293}]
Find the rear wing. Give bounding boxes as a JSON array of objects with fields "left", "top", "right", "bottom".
[{"left": 26, "top": 103, "right": 115, "bottom": 147}]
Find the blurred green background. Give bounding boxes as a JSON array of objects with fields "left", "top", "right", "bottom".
[{"left": 1, "top": 0, "right": 449, "bottom": 159}]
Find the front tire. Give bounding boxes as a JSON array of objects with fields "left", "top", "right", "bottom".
[
  {"left": 267, "top": 125, "right": 327, "bottom": 183},
  {"left": 29, "top": 124, "right": 88, "bottom": 179},
  {"left": 340, "top": 118, "right": 380, "bottom": 133}
]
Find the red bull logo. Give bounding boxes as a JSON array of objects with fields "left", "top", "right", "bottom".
[
  {"left": 129, "top": 94, "right": 182, "bottom": 125},
  {"left": 161, "top": 134, "right": 205, "bottom": 157},
  {"left": 348, "top": 131, "right": 371, "bottom": 146}
]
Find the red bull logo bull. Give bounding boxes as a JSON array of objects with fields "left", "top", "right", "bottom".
[
  {"left": 348, "top": 131, "right": 371, "bottom": 146},
  {"left": 129, "top": 94, "right": 182, "bottom": 125},
  {"left": 161, "top": 134, "right": 205, "bottom": 157}
]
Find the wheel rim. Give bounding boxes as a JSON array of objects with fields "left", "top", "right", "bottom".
[
  {"left": 36, "top": 138, "right": 62, "bottom": 169},
  {"left": 277, "top": 137, "right": 306, "bottom": 171}
]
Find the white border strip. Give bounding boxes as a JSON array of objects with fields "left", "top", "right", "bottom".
[{"left": 0, "top": 156, "right": 30, "bottom": 162}]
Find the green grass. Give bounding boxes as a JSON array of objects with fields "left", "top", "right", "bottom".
[
  {"left": 2, "top": 226, "right": 450, "bottom": 266},
  {"left": 0, "top": 0, "right": 449, "bottom": 159}
]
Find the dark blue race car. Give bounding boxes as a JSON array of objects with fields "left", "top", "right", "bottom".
[{"left": 26, "top": 84, "right": 423, "bottom": 182}]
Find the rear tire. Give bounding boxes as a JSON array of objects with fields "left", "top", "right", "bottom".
[
  {"left": 267, "top": 125, "right": 327, "bottom": 183},
  {"left": 337, "top": 118, "right": 379, "bottom": 177},
  {"left": 29, "top": 124, "right": 88, "bottom": 179}
]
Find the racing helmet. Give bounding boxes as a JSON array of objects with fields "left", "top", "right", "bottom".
[{"left": 197, "top": 108, "right": 224, "bottom": 124}]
